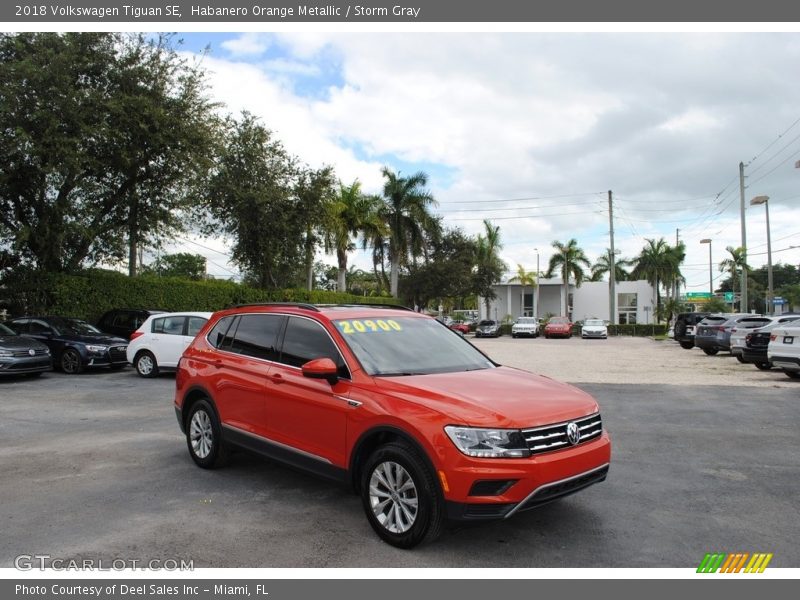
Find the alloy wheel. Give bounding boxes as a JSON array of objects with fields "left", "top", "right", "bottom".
[
  {"left": 368, "top": 461, "right": 419, "bottom": 534},
  {"left": 189, "top": 410, "right": 214, "bottom": 459}
]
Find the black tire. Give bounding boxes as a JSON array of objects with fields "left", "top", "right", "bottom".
[
  {"left": 511, "top": 333, "right": 517, "bottom": 338},
  {"left": 135, "top": 350, "right": 159, "bottom": 378},
  {"left": 679, "top": 341, "right": 694, "bottom": 350},
  {"left": 785, "top": 371, "right": 800, "bottom": 380},
  {"left": 735, "top": 355, "right": 745, "bottom": 363},
  {"left": 185, "top": 399, "right": 229, "bottom": 469},
  {"left": 755, "top": 362, "right": 772, "bottom": 371},
  {"left": 360, "top": 441, "right": 444, "bottom": 549},
  {"left": 60, "top": 348, "right": 84, "bottom": 374},
  {"left": 702, "top": 348, "right": 719, "bottom": 356}
]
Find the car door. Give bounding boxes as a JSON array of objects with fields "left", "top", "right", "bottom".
[
  {"left": 25, "top": 319, "right": 60, "bottom": 355},
  {"left": 211, "top": 313, "right": 283, "bottom": 438},
  {"left": 150, "top": 316, "right": 188, "bottom": 367},
  {"left": 266, "top": 315, "right": 351, "bottom": 468}
]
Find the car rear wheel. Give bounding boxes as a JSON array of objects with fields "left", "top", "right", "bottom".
[
  {"left": 679, "top": 341, "right": 694, "bottom": 349},
  {"left": 361, "top": 441, "right": 444, "bottom": 549},
  {"left": 735, "top": 355, "right": 745, "bottom": 363},
  {"left": 186, "top": 399, "right": 229, "bottom": 468},
  {"left": 755, "top": 362, "right": 772, "bottom": 371},
  {"left": 702, "top": 348, "right": 718, "bottom": 356},
  {"left": 135, "top": 351, "right": 159, "bottom": 378},
  {"left": 60, "top": 349, "right": 83, "bottom": 374}
]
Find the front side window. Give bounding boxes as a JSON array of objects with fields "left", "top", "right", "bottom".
[
  {"left": 206, "top": 316, "right": 236, "bottom": 349},
  {"left": 229, "top": 314, "right": 284, "bottom": 361},
  {"left": 48, "top": 318, "right": 101, "bottom": 335},
  {"left": 335, "top": 316, "right": 495, "bottom": 377},
  {"left": 279, "top": 317, "right": 348, "bottom": 377}
]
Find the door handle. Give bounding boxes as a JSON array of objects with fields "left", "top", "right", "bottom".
[{"left": 270, "top": 373, "right": 285, "bottom": 384}]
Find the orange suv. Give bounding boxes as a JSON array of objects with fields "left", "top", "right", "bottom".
[{"left": 174, "top": 303, "right": 611, "bottom": 548}]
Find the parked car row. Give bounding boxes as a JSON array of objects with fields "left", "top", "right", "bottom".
[
  {"left": 1, "top": 310, "right": 212, "bottom": 378},
  {"left": 674, "top": 311, "right": 800, "bottom": 379}
]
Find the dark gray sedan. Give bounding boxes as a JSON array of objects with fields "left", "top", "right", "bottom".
[{"left": 0, "top": 323, "right": 52, "bottom": 377}]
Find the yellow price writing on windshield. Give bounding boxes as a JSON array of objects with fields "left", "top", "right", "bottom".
[{"left": 337, "top": 319, "right": 403, "bottom": 334}]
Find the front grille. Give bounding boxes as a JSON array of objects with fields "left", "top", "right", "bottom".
[
  {"left": 11, "top": 348, "right": 48, "bottom": 357},
  {"left": 109, "top": 346, "right": 127, "bottom": 361},
  {"left": 522, "top": 413, "right": 602, "bottom": 455}
]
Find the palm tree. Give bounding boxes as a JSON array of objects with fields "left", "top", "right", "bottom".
[
  {"left": 631, "top": 238, "right": 669, "bottom": 321},
  {"left": 719, "top": 246, "right": 750, "bottom": 311},
  {"left": 323, "top": 180, "right": 384, "bottom": 292},
  {"left": 379, "top": 167, "right": 439, "bottom": 296},
  {"left": 475, "top": 220, "right": 507, "bottom": 318},
  {"left": 545, "top": 239, "right": 591, "bottom": 318},
  {"left": 591, "top": 248, "right": 632, "bottom": 282},
  {"left": 509, "top": 263, "right": 537, "bottom": 316}
]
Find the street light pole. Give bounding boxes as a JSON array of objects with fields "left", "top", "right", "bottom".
[
  {"left": 739, "top": 162, "right": 748, "bottom": 311},
  {"left": 751, "top": 196, "right": 773, "bottom": 315},
  {"left": 700, "top": 239, "right": 712, "bottom": 298}
]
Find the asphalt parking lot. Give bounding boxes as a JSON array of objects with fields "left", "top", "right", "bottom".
[{"left": 1, "top": 338, "right": 798, "bottom": 568}]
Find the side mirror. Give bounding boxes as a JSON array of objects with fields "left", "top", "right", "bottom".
[{"left": 302, "top": 357, "right": 339, "bottom": 384}]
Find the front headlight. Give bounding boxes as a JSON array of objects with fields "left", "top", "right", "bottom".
[
  {"left": 444, "top": 426, "right": 530, "bottom": 458},
  {"left": 85, "top": 345, "right": 108, "bottom": 353}
]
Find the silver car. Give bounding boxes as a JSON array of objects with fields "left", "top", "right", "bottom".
[{"left": 0, "top": 323, "right": 52, "bottom": 377}]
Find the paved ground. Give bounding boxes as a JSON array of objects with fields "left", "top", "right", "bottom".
[{"left": 0, "top": 338, "right": 797, "bottom": 568}]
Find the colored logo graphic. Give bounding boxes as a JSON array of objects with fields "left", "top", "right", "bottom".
[{"left": 697, "top": 553, "right": 773, "bottom": 573}]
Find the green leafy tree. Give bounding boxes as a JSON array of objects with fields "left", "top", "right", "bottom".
[
  {"left": 509, "top": 264, "right": 537, "bottom": 316},
  {"left": 631, "top": 238, "right": 686, "bottom": 322},
  {"left": 719, "top": 246, "right": 750, "bottom": 311},
  {"left": 145, "top": 252, "right": 207, "bottom": 279},
  {"left": 295, "top": 166, "right": 336, "bottom": 290},
  {"left": 0, "top": 32, "right": 218, "bottom": 274},
  {"left": 704, "top": 297, "right": 731, "bottom": 314},
  {"left": 546, "top": 239, "right": 591, "bottom": 318},
  {"left": 379, "top": 167, "right": 439, "bottom": 296},
  {"left": 591, "top": 248, "right": 632, "bottom": 282},
  {"left": 200, "top": 113, "right": 302, "bottom": 289},
  {"left": 474, "top": 220, "right": 507, "bottom": 318},
  {"left": 324, "top": 180, "right": 385, "bottom": 293}
]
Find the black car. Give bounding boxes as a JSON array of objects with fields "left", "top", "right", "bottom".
[
  {"left": 97, "top": 308, "right": 166, "bottom": 340},
  {"left": 673, "top": 312, "right": 710, "bottom": 349},
  {"left": 0, "top": 323, "right": 52, "bottom": 377},
  {"left": 4, "top": 317, "right": 129, "bottom": 374}
]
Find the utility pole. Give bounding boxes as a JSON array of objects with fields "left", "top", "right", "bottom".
[
  {"left": 739, "top": 161, "right": 748, "bottom": 312},
  {"left": 608, "top": 190, "right": 616, "bottom": 326},
  {"left": 674, "top": 228, "right": 680, "bottom": 302}
]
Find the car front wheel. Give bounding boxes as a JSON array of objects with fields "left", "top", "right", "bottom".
[
  {"left": 60, "top": 349, "right": 83, "bottom": 374},
  {"left": 755, "top": 362, "right": 772, "bottom": 371},
  {"left": 785, "top": 371, "right": 800, "bottom": 380},
  {"left": 702, "top": 348, "right": 719, "bottom": 356},
  {"left": 361, "top": 441, "right": 444, "bottom": 549},
  {"left": 135, "top": 351, "right": 159, "bottom": 378},
  {"left": 679, "top": 341, "right": 694, "bottom": 349},
  {"left": 186, "top": 399, "right": 229, "bottom": 468}
]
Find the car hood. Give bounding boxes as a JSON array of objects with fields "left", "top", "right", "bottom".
[
  {"left": 583, "top": 326, "right": 607, "bottom": 331},
  {"left": 372, "top": 366, "right": 599, "bottom": 428},
  {"left": 0, "top": 335, "right": 50, "bottom": 350}
]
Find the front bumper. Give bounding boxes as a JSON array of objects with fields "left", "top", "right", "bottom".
[
  {"left": 582, "top": 330, "right": 607, "bottom": 338},
  {"left": 442, "top": 432, "right": 611, "bottom": 521},
  {"left": 0, "top": 356, "right": 53, "bottom": 375},
  {"left": 512, "top": 329, "right": 537, "bottom": 337}
]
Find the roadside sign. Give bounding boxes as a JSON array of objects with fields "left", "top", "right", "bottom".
[
  {"left": 724, "top": 292, "right": 734, "bottom": 302},
  {"left": 686, "top": 292, "right": 712, "bottom": 299}
]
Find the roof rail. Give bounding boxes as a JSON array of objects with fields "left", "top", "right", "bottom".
[
  {"left": 229, "top": 302, "right": 320, "bottom": 312},
  {"left": 316, "top": 303, "right": 415, "bottom": 311}
]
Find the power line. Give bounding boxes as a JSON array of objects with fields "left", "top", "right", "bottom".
[
  {"left": 438, "top": 191, "right": 603, "bottom": 205},
  {"left": 747, "top": 147, "right": 800, "bottom": 187},
  {"left": 439, "top": 199, "right": 604, "bottom": 213},
  {"left": 745, "top": 114, "right": 800, "bottom": 169}
]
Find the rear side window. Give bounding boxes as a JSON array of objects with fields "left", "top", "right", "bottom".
[
  {"left": 187, "top": 317, "right": 207, "bottom": 337},
  {"left": 739, "top": 318, "right": 771, "bottom": 328},
  {"left": 279, "top": 316, "right": 348, "bottom": 377},
  {"left": 229, "top": 314, "right": 284, "bottom": 361},
  {"left": 207, "top": 316, "right": 236, "bottom": 349},
  {"left": 112, "top": 312, "right": 139, "bottom": 329},
  {"left": 152, "top": 316, "right": 187, "bottom": 336}
]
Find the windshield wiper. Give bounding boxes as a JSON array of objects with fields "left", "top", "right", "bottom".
[{"left": 374, "top": 371, "right": 425, "bottom": 377}]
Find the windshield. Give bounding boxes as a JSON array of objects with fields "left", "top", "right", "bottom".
[
  {"left": 584, "top": 319, "right": 604, "bottom": 326},
  {"left": 334, "top": 317, "right": 496, "bottom": 376},
  {"left": 49, "top": 318, "right": 102, "bottom": 335},
  {"left": 549, "top": 317, "right": 569, "bottom": 324},
  {"left": 478, "top": 320, "right": 496, "bottom": 327},
  {"left": 0, "top": 324, "right": 16, "bottom": 335},
  {"left": 516, "top": 318, "right": 536, "bottom": 324}
]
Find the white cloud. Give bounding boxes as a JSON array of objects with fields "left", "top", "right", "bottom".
[{"left": 220, "top": 33, "right": 271, "bottom": 56}]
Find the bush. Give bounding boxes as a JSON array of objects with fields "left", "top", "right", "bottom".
[{"left": 0, "top": 269, "right": 403, "bottom": 322}]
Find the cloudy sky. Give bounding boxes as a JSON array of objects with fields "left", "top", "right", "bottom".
[{"left": 174, "top": 32, "right": 800, "bottom": 293}]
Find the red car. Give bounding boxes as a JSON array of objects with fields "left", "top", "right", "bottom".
[
  {"left": 544, "top": 316, "right": 573, "bottom": 339},
  {"left": 448, "top": 320, "right": 471, "bottom": 335},
  {"left": 175, "top": 303, "right": 610, "bottom": 548}
]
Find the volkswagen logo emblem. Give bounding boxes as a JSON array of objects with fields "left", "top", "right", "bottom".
[
  {"left": 28, "top": 349, "right": 36, "bottom": 356},
  {"left": 566, "top": 422, "right": 581, "bottom": 445}
]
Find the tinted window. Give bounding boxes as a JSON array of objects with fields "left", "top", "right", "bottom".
[
  {"left": 187, "top": 317, "right": 207, "bottom": 337},
  {"left": 0, "top": 323, "right": 17, "bottom": 335},
  {"left": 8, "top": 319, "right": 29, "bottom": 334},
  {"left": 229, "top": 314, "right": 283, "bottom": 361},
  {"left": 29, "top": 320, "right": 54, "bottom": 334},
  {"left": 152, "top": 316, "right": 187, "bottom": 336},
  {"left": 206, "top": 316, "right": 236, "bottom": 349},
  {"left": 280, "top": 317, "right": 347, "bottom": 376},
  {"left": 112, "top": 312, "right": 140, "bottom": 329}
]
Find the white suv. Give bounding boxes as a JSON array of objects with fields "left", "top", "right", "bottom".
[
  {"left": 127, "top": 312, "right": 212, "bottom": 377},
  {"left": 767, "top": 323, "right": 800, "bottom": 380},
  {"left": 511, "top": 317, "right": 539, "bottom": 338}
]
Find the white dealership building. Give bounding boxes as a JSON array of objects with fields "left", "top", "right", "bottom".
[{"left": 480, "top": 278, "right": 657, "bottom": 324}]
